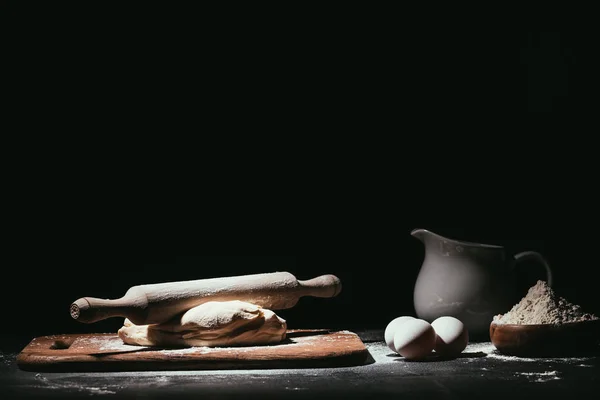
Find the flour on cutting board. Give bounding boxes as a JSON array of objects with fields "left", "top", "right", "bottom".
[
  {"left": 155, "top": 331, "right": 359, "bottom": 354},
  {"left": 68, "top": 330, "right": 360, "bottom": 355},
  {"left": 72, "top": 336, "right": 145, "bottom": 351}
]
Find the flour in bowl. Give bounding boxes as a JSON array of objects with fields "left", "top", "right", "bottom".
[{"left": 493, "top": 280, "right": 598, "bottom": 325}]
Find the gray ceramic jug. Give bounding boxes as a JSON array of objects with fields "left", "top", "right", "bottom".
[{"left": 411, "top": 229, "right": 552, "bottom": 339}]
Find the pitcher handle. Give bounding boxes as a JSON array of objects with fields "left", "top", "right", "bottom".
[{"left": 513, "top": 251, "right": 553, "bottom": 287}]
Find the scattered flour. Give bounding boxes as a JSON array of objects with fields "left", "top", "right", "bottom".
[
  {"left": 99, "top": 338, "right": 144, "bottom": 351},
  {"left": 466, "top": 342, "right": 537, "bottom": 362},
  {"left": 34, "top": 373, "right": 117, "bottom": 395},
  {"left": 156, "top": 332, "right": 358, "bottom": 354},
  {"left": 494, "top": 280, "right": 598, "bottom": 325},
  {"left": 365, "top": 341, "right": 595, "bottom": 364},
  {"left": 158, "top": 347, "right": 214, "bottom": 355},
  {"left": 515, "top": 370, "right": 561, "bottom": 383},
  {"left": 55, "top": 330, "right": 363, "bottom": 358},
  {"left": 517, "top": 371, "right": 558, "bottom": 376},
  {"left": 365, "top": 342, "right": 398, "bottom": 364},
  {"left": 465, "top": 342, "right": 592, "bottom": 363},
  {"left": 72, "top": 336, "right": 146, "bottom": 352},
  {"left": 0, "top": 353, "right": 13, "bottom": 367}
]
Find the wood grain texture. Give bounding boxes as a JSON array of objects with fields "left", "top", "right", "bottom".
[
  {"left": 490, "top": 319, "right": 600, "bottom": 357},
  {"left": 16, "top": 329, "right": 369, "bottom": 372},
  {"left": 71, "top": 272, "right": 342, "bottom": 325}
]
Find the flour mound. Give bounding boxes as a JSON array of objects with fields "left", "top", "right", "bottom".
[{"left": 493, "top": 280, "right": 598, "bottom": 325}]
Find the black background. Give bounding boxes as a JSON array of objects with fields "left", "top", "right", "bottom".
[
  {"left": 7, "top": 226, "right": 600, "bottom": 339},
  {"left": 2, "top": 9, "right": 600, "bottom": 398},
  {"left": 3, "top": 28, "right": 600, "bottom": 341}
]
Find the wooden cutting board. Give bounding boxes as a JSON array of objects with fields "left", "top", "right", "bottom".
[{"left": 17, "top": 329, "right": 369, "bottom": 372}]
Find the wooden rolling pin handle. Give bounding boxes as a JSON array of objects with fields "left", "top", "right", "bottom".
[
  {"left": 297, "top": 274, "right": 342, "bottom": 298},
  {"left": 70, "top": 296, "right": 144, "bottom": 324},
  {"left": 70, "top": 272, "right": 341, "bottom": 325}
]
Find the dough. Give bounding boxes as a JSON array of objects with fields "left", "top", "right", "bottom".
[{"left": 118, "top": 300, "right": 287, "bottom": 347}]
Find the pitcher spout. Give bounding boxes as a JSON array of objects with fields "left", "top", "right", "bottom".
[
  {"left": 410, "top": 228, "right": 431, "bottom": 243},
  {"left": 411, "top": 228, "right": 504, "bottom": 250}
]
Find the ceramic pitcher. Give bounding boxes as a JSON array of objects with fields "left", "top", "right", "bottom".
[{"left": 411, "top": 228, "right": 552, "bottom": 339}]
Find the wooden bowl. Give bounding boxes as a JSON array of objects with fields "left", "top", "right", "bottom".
[{"left": 490, "top": 319, "right": 600, "bottom": 357}]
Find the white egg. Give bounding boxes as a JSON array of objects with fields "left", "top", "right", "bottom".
[
  {"left": 431, "top": 316, "right": 469, "bottom": 357},
  {"left": 384, "top": 316, "right": 415, "bottom": 351},
  {"left": 393, "top": 318, "right": 436, "bottom": 360}
]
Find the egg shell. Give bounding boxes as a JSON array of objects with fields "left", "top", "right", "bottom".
[
  {"left": 384, "top": 316, "right": 415, "bottom": 351},
  {"left": 431, "top": 316, "right": 469, "bottom": 357},
  {"left": 393, "top": 318, "right": 436, "bottom": 360}
]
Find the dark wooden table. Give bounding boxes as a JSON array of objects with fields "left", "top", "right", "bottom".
[{"left": 2, "top": 330, "right": 599, "bottom": 399}]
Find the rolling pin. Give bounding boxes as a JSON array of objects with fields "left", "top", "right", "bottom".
[{"left": 70, "top": 271, "right": 341, "bottom": 325}]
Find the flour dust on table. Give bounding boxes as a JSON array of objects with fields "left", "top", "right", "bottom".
[
  {"left": 465, "top": 342, "right": 597, "bottom": 363},
  {"left": 515, "top": 371, "right": 561, "bottom": 383}
]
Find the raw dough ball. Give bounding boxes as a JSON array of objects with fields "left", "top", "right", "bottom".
[
  {"left": 118, "top": 300, "right": 287, "bottom": 347},
  {"left": 431, "top": 316, "right": 468, "bottom": 357},
  {"left": 393, "top": 319, "right": 436, "bottom": 360},
  {"left": 384, "top": 316, "right": 415, "bottom": 351}
]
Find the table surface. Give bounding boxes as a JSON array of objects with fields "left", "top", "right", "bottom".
[{"left": 2, "top": 330, "right": 599, "bottom": 399}]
